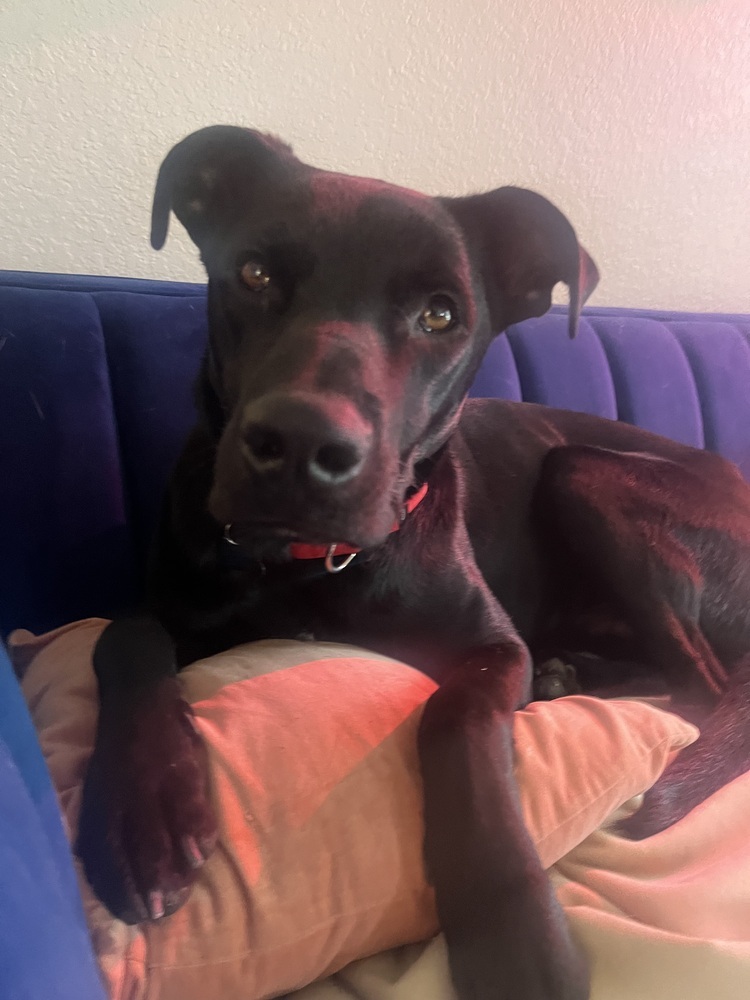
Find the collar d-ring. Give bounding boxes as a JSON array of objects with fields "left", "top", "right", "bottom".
[
  {"left": 223, "top": 523, "right": 239, "bottom": 546},
  {"left": 324, "top": 544, "right": 357, "bottom": 574}
]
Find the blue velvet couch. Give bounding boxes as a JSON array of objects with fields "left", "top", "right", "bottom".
[{"left": 1, "top": 269, "right": 749, "bottom": 999}]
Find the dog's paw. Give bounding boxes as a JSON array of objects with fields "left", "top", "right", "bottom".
[
  {"left": 443, "top": 880, "right": 589, "bottom": 1000},
  {"left": 448, "top": 938, "right": 589, "bottom": 1000},
  {"left": 76, "top": 678, "right": 217, "bottom": 924},
  {"left": 533, "top": 658, "right": 581, "bottom": 701},
  {"left": 615, "top": 775, "right": 688, "bottom": 841}
]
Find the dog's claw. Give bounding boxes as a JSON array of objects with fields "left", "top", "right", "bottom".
[
  {"left": 148, "top": 890, "right": 166, "bottom": 921},
  {"left": 182, "top": 706, "right": 201, "bottom": 736},
  {"left": 182, "top": 835, "right": 206, "bottom": 870}
]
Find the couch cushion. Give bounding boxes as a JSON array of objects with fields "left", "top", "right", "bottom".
[{"left": 11, "top": 620, "right": 698, "bottom": 1000}]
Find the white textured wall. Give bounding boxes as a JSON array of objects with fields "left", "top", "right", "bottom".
[{"left": 1, "top": 0, "right": 749, "bottom": 311}]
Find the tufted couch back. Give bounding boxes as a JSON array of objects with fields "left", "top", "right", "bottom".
[{"left": 2, "top": 270, "right": 749, "bottom": 636}]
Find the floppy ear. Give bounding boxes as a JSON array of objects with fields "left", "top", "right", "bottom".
[
  {"left": 150, "top": 125, "right": 297, "bottom": 251},
  {"left": 443, "top": 187, "right": 599, "bottom": 338}
]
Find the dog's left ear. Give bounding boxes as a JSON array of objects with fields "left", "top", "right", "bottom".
[
  {"left": 442, "top": 187, "right": 599, "bottom": 338},
  {"left": 150, "top": 125, "right": 297, "bottom": 252}
]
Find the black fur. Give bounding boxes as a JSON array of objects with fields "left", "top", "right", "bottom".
[{"left": 77, "top": 127, "right": 750, "bottom": 1000}]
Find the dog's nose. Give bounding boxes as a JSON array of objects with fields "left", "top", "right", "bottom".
[{"left": 242, "top": 393, "right": 372, "bottom": 486}]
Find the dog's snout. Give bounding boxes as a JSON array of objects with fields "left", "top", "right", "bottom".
[
  {"left": 245, "top": 425, "right": 286, "bottom": 473},
  {"left": 242, "top": 393, "right": 372, "bottom": 487}
]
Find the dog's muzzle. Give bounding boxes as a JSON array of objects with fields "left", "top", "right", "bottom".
[{"left": 222, "top": 482, "right": 429, "bottom": 574}]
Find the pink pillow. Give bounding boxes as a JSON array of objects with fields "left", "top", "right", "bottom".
[{"left": 9, "top": 619, "right": 698, "bottom": 1000}]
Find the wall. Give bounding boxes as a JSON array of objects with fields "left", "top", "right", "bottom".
[{"left": 1, "top": 0, "right": 748, "bottom": 311}]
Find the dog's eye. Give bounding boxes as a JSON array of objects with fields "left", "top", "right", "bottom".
[
  {"left": 240, "top": 262, "right": 272, "bottom": 292},
  {"left": 418, "top": 296, "right": 457, "bottom": 334}
]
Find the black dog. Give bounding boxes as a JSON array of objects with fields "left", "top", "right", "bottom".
[{"left": 77, "top": 126, "right": 750, "bottom": 1000}]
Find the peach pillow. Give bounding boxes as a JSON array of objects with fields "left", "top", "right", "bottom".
[{"left": 9, "top": 619, "right": 698, "bottom": 1000}]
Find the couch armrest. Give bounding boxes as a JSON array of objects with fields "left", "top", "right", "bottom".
[{"left": 0, "top": 643, "right": 105, "bottom": 1000}]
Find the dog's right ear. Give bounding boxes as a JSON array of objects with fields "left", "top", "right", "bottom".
[
  {"left": 442, "top": 187, "right": 599, "bottom": 338},
  {"left": 150, "top": 125, "right": 296, "bottom": 251}
]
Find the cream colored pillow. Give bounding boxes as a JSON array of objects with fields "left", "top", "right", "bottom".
[{"left": 9, "top": 619, "right": 698, "bottom": 1000}]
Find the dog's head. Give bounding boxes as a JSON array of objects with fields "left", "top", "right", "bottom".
[{"left": 151, "top": 126, "right": 598, "bottom": 555}]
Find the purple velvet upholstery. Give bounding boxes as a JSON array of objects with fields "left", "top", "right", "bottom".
[{"left": 2, "top": 270, "right": 749, "bottom": 638}]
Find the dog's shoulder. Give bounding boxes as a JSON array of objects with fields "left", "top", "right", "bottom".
[
  {"left": 451, "top": 399, "right": 565, "bottom": 507},
  {"left": 458, "top": 398, "right": 569, "bottom": 460}
]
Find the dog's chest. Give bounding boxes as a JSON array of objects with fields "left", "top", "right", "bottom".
[{"left": 240, "top": 553, "right": 475, "bottom": 679}]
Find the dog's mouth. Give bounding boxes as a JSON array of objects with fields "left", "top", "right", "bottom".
[
  {"left": 219, "top": 513, "right": 391, "bottom": 557},
  {"left": 209, "top": 436, "right": 427, "bottom": 560},
  {"left": 214, "top": 474, "right": 424, "bottom": 557},
  {"left": 220, "top": 474, "right": 430, "bottom": 562}
]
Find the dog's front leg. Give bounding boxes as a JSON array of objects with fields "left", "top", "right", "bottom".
[
  {"left": 76, "top": 616, "right": 217, "bottom": 923},
  {"left": 418, "top": 633, "right": 589, "bottom": 1000}
]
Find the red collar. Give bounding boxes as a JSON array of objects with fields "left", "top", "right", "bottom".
[{"left": 288, "top": 482, "right": 429, "bottom": 561}]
